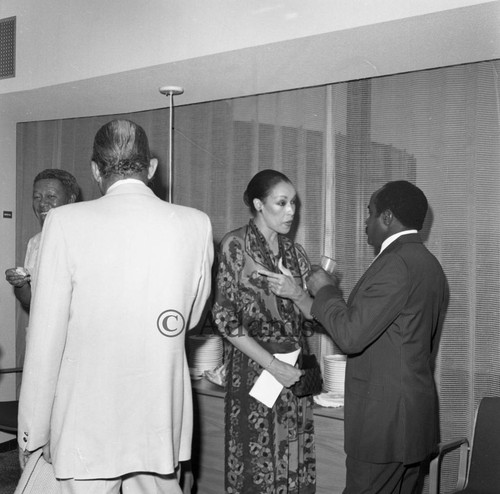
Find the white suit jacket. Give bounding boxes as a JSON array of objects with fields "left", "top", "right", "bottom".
[{"left": 18, "top": 181, "right": 213, "bottom": 479}]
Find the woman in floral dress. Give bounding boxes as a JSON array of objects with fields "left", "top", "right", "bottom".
[{"left": 212, "top": 169, "right": 316, "bottom": 494}]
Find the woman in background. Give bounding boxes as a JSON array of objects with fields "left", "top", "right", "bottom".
[{"left": 213, "top": 169, "right": 316, "bottom": 494}]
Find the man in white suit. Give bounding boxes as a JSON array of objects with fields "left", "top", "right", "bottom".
[{"left": 18, "top": 119, "right": 214, "bottom": 493}]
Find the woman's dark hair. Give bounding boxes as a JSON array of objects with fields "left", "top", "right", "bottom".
[
  {"left": 34, "top": 168, "right": 80, "bottom": 200},
  {"left": 374, "top": 180, "right": 428, "bottom": 230},
  {"left": 243, "top": 169, "right": 293, "bottom": 214},
  {"left": 91, "top": 119, "right": 151, "bottom": 179}
]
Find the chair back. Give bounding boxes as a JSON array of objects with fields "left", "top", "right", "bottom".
[
  {"left": 0, "top": 367, "right": 21, "bottom": 434},
  {"left": 465, "top": 397, "right": 500, "bottom": 492},
  {"left": 0, "top": 400, "right": 18, "bottom": 433}
]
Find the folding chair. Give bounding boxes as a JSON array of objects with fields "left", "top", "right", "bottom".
[
  {"left": 429, "top": 397, "right": 500, "bottom": 493},
  {"left": 0, "top": 367, "right": 22, "bottom": 434}
]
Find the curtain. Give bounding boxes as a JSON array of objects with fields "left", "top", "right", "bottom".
[
  {"left": 336, "top": 61, "right": 500, "bottom": 491},
  {"left": 15, "top": 59, "right": 500, "bottom": 493}
]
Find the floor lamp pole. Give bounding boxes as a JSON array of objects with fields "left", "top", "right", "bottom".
[{"left": 159, "top": 85, "right": 184, "bottom": 203}]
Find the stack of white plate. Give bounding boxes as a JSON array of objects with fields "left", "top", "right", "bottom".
[
  {"left": 188, "top": 335, "right": 223, "bottom": 378},
  {"left": 323, "top": 354, "right": 346, "bottom": 394}
]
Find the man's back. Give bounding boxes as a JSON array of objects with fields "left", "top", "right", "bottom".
[{"left": 19, "top": 181, "right": 213, "bottom": 479}]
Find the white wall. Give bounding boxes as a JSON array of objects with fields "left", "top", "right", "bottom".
[
  {"left": 0, "top": 0, "right": 492, "bottom": 93},
  {"left": 0, "top": 0, "right": 498, "bottom": 407}
]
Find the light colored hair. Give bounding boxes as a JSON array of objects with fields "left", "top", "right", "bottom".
[{"left": 91, "top": 119, "right": 152, "bottom": 179}]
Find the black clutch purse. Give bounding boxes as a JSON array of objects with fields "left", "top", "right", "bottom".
[{"left": 291, "top": 353, "right": 323, "bottom": 398}]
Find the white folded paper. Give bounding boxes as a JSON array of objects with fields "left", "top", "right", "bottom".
[{"left": 249, "top": 349, "right": 301, "bottom": 408}]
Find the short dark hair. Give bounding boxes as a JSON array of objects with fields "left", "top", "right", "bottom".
[
  {"left": 243, "top": 169, "right": 293, "bottom": 214},
  {"left": 91, "top": 119, "right": 151, "bottom": 179},
  {"left": 34, "top": 169, "right": 80, "bottom": 200},
  {"left": 374, "top": 180, "right": 428, "bottom": 230}
]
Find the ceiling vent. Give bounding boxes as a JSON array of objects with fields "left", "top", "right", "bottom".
[{"left": 0, "top": 16, "right": 15, "bottom": 79}]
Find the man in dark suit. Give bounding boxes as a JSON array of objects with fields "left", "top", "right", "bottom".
[{"left": 307, "top": 180, "right": 448, "bottom": 494}]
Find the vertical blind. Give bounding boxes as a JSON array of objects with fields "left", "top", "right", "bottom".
[{"left": 15, "top": 59, "right": 500, "bottom": 493}]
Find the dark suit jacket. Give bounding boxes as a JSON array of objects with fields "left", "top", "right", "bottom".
[{"left": 311, "top": 233, "right": 448, "bottom": 465}]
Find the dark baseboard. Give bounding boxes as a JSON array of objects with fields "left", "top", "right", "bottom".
[{"left": 0, "top": 438, "right": 17, "bottom": 452}]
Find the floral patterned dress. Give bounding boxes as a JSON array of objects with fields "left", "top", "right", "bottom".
[{"left": 212, "top": 219, "right": 316, "bottom": 494}]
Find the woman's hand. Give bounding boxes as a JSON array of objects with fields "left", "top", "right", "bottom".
[
  {"left": 258, "top": 262, "right": 314, "bottom": 318},
  {"left": 267, "top": 358, "right": 304, "bottom": 388},
  {"left": 5, "top": 267, "right": 30, "bottom": 287},
  {"left": 258, "top": 269, "right": 303, "bottom": 302}
]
